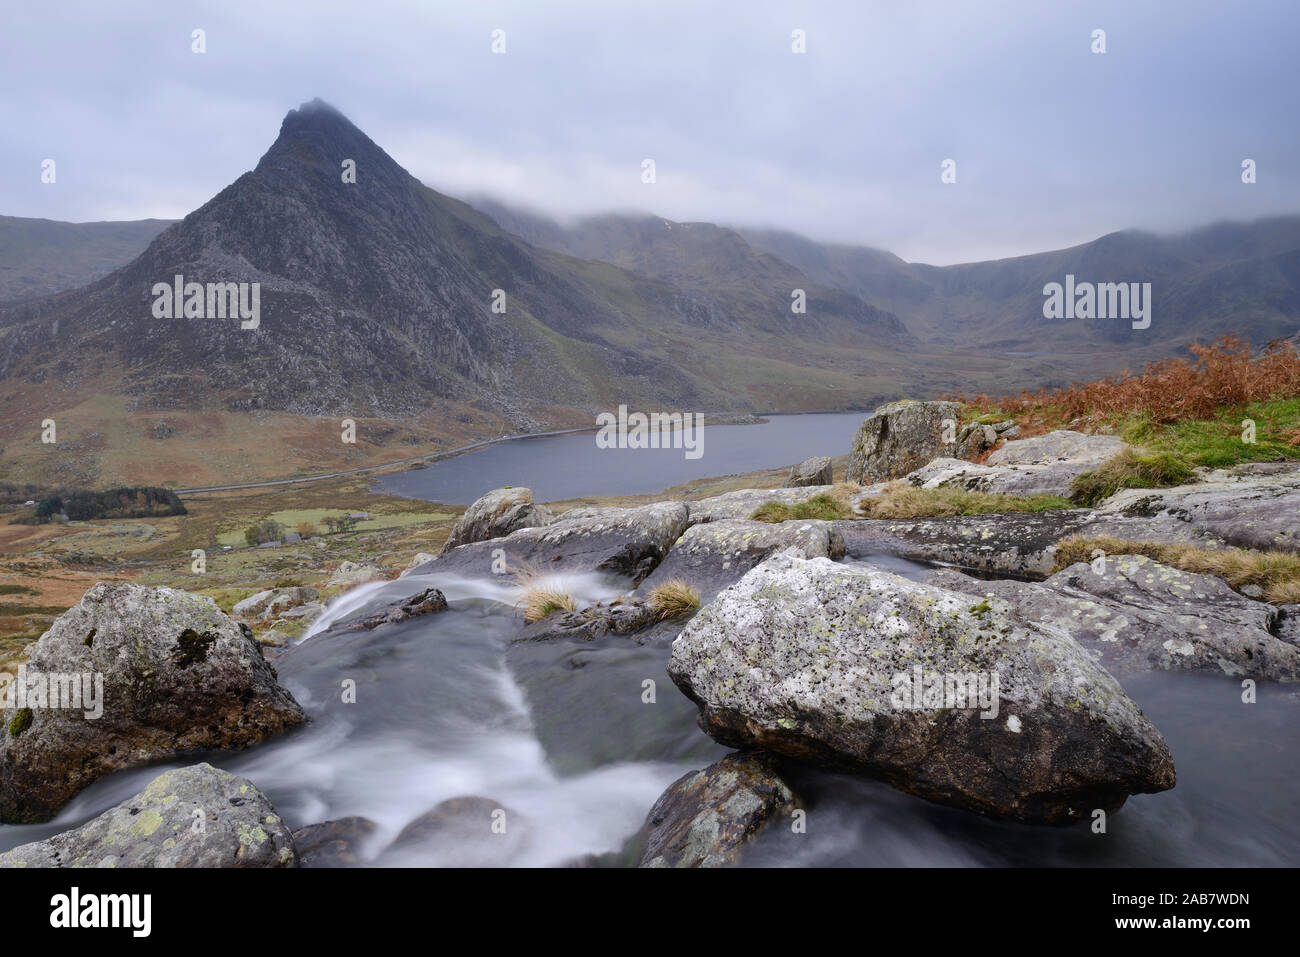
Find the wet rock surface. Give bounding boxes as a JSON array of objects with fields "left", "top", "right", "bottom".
[
  {"left": 292, "top": 816, "right": 378, "bottom": 868},
  {"left": 637, "top": 751, "right": 795, "bottom": 868}
]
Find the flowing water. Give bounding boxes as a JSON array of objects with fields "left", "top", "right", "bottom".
[{"left": 2, "top": 415, "right": 1297, "bottom": 866}]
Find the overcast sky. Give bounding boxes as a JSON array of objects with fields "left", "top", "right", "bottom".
[{"left": 2, "top": 0, "right": 1297, "bottom": 265}]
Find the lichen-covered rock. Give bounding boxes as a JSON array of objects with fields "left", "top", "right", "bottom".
[
  {"left": 833, "top": 511, "right": 1223, "bottom": 576},
  {"left": 1277, "top": 605, "right": 1300, "bottom": 647},
  {"left": 414, "top": 501, "right": 689, "bottom": 584},
  {"left": 902, "top": 431, "right": 1130, "bottom": 498},
  {"left": 292, "top": 816, "right": 377, "bottom": 868},
  {"left": 845, "top": 400, "right": 961, "bottom": 484},
  {"left": 0, "top": 582, "right": 306, "bottom": 823},
  {"left": 0, "top": 763, "right": 297, "bottom": 867},
  {"left": 327, "top": 561, "right": 384, "bottom": 586},
  {"left": 986, "top": 430, "right": 1129, "bottom": 468},
  {"left": 1094, "top": 464, "right": 1300, "bottom": 551},
  {"left": 638, "top": 752, "right": 795, "bottom": 868},
  {"left": 639, "top": 519, "right": 844, "bottom": 599},
  {"left": 668, "top": 553, "right": 1176, "bottom": 824},
  {"left": 783, "top": 456, "right": 833, "bottom": 488},
  {"left": 440, "top": 487, "right": 554, "bottom": 554},
  {"left": 686, "top": 486, "right": 839, "bottom": 524},
  {"left": 232, "top": 585, "right": 319, "bottom": 622},
  {"left": 927, "top": 557, "right": 1300, "bottom": 681}
]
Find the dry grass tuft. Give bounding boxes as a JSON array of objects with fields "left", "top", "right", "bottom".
[
  {"left": 648, "top": 579, "right": 701, "bottom": 620},
  {"left": 1053, "top": 534, "right": 1300, "bottom": 605},
  {"left": 856, "top": 482, "right": 1073, "bottom": 519}
]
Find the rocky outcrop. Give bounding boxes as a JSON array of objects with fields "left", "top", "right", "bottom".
[
  {"left": 0, "top": 582, "right": 306, "bottom": 823},
  {"left": 232, "top": 585, "right": 320, "bottom": 622},
  {"left": 292, "top": 816, "right": 377, "bottom": 868},
  {"left": 784, "top": 456, "right": 833, "bottom": 487},
  {"left": 639, "top": 519, "right": 844, "bottom": 599},
  {"left": 1094, "top": 464, "right": 1300, "bottom": 551},
  {"left": 413, "top": 501, "right": 689, "bottom": 584},
  {"left": 901, "top": 431, "right": 1130, "bottom": 498},
  {"left": 845, "top": 400, "right": 962, "bottom": 483},
  {"left": 986, "top": 430, "right": 1129, "bottom": 469},
  {"left": 686, "top": 486, "right": 838, "bottom": 524},
  {"left": 638, "top": 752, "right": 795, "bottom": 868},
  {"left": 0, "top": 764, "right": 297, "bottom": 867},
  {"left": 668, "top": 553, "right": 1176, "bottom": 825},
  {"left": 439, "top": 487, "right": 554, "bottom": 554},
  {"left": 834, "top": 511, "right": 1223, "bottom": 577},
  {"left": 926, "top": 558, "right": 1300, "bottom": 681},
  {"left": 399, "top": 552, "right": 436, "bottom": 577}
]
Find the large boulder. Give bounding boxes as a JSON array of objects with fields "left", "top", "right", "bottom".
[
  {"left": 668, "top": 553, "right": 1176, "bottom": 825},
  {"left": 0, "top": 763, "right": 297, "bottom": 867},
  {"left": 1094, "top": 464, "right": 1300, "bottom": 551},
  {"left": 0, "top": 582, "right": 306, "bottom": 823},
  {"left": 783, "top": 456, "right": 833, "bottom": 488},
  {"left": 845, "top": 400, "right": 962, "bottom": 484},
  {"left": 638, "top": 752, "right": 795, "bottom": 868},
  {"left": 440, "top": 487, "right": 554, "bottom": 554},
  {"left": 639, "top": 519, "right": 844, "bottom": 599},
  {"left": 926, "top": 558, "right": 1300, "bottom": 681},
  {"left": 413, "top": 501, "right": 689, "bottom": 584}
]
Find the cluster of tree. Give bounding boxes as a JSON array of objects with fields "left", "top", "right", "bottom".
[
  {"left": 25, "top": 487, "right": 186, "bottom": 524},
  {"left": 241, "top": 514, "right": 361, "bottom": 547},
  {"left": 244, "top": 519, "right": 286, "bottom": 547},
  {"left": 321, "top": 514, "right": 360, "bottom": 534}
]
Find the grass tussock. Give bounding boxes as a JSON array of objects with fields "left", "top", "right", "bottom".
[
  {"left": 750, "top": 492, "right": 853, "bottom": 523},
  {"left": 1069, "top": 448, "right": 1197, "bottom": 506},
  {"left": 1053, "top": 535, "right": 1300, "bottom": 605},
  {"left": 855, "top": 482, "right": 1073, "bottom": 519},
  {"left": 648, "top": 579, "right": 701, "bottom": 620},
  {"left": 510, "top": 560, "right": 577, "bottom": 623}
]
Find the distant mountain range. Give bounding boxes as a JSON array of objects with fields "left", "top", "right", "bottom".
[{"left": 0, "top": 98, "right": 1296, "bottom": 485}]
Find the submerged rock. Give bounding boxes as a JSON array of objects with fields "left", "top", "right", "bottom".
[
  {"left": 845, "top": 400, "right": 962, "bottom": 484},
  {"left": 638, "top": 751, "right": 796, "bottom": 868},
  {"left": 639, "top": 519, "right": 844, "bottom": 599},
  {"left": 784, "top": 456, "right": 833, "bottom": 488},
  {"left": 328, "top": 587, "right": 448, "bottom": 632},
  {"left": 668, "top": 553, "right": 1176, "bottom": 825},
  {"left": 440, "top": 486, "right": 554, "bottom": 554},
  {"left": 0, "top": 763, "right": 297, "bottom": 868},
  {"left": 292, "top": 816, "right": 378, "bottom": 868},
  {"left": 927, "top": 557, "right": 1300, "bottom": 681},
  {"left": 381, "top": 796, "right": 527, "bottom": 867},
  {"left": 414, "top": 501, "right": 688, "bottom": 584},
  {"left": 0, "top": 582, "right": 306, "bottom": 824}
]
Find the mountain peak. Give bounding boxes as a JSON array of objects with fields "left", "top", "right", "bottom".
[{"left": 279, "top": 97, "right": 356, "bottom": 136}]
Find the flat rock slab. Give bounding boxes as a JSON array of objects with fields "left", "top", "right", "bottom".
[
  {"left": 638, "top": 752, "right": 795, "bottom": 868},
  {"left": 668, "top": 552, "right": 1176, "bottom": 825},
  {"left": 0, "top": 582, "right": 305, "bottom": 824},
  {"left": 413, "top": 501, "right": 689, "bottom": 584},
  {"left": 1095, "top": 466, "right": 1300, "bottom": 552},
  {"left": 686, "top": 487, "right": 838, "bottom": 525},
  {"left": 833, "top": 512, "right": 1222, "bottom": 577},
  {"left": 639, "top": 518, "right": 845, "bottom": 599},
  {"left": 986, "top": 430, "right": 1129, "bottom": 467},
  {"left": 0, "top": 763, "right": 297, "bottom": 868},
  {"left": 927, "top": 557, "right": 1300, "bottom": 681}
]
